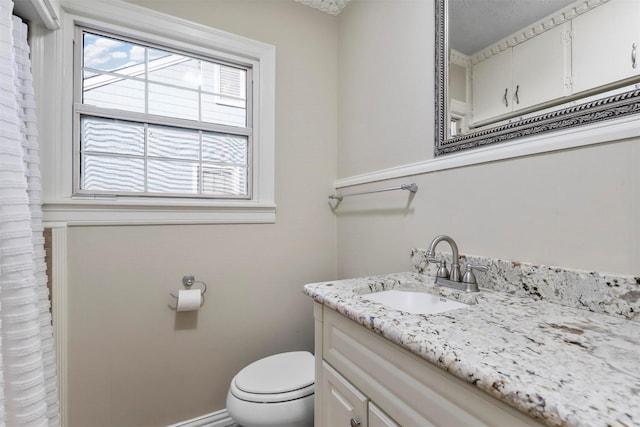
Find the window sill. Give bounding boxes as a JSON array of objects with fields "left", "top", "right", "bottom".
[{"left": 43, "top": 200, "right": 276, "bottom": 225}]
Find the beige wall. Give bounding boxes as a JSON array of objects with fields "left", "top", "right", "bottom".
[
  {"left": 63, "top": 0, "right": 640, "bottom": 425},
  {"left": 66, "top": 1, "right": 337, "bottom": 426},
  {"left": 338, "top": 0, "right": 433, "bottom": 178},
  {"left": 336, "top": 0, "right": 639, "bottom": 279}
]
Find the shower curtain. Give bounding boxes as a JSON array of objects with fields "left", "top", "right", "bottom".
[{"left": 0, "top": 0, "right": 60, "bottom": 425}]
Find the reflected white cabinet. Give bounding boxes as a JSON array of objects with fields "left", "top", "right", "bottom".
[
  {"left": 471, "top": 48, "right": 512, "bottom": 124},
  {"left": 572, "top": 0, "right": 640, "bottom": 94},
  {"left": 313, "top": 303, "right": 545, "bottom": 427},
  {"left": 471, "top": 23, "right": 569, "bottom": 125},
  {"left": 512, "top": 24, "right": 570, "bottom": 111}
]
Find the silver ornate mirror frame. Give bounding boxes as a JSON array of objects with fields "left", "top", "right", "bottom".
[{"left": 434, "top": 0, "right": 640, "bottom": 156}]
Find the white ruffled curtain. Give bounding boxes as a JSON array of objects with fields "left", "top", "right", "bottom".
[{"left": 0, "top": 0, "right": 60, "bottom": 425}]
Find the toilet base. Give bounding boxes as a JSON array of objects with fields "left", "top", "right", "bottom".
[{"left": 226, "top": 390, "right": 313, "bottom": 427}]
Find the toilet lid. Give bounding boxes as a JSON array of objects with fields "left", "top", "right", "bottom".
[{"left": 235, "top": 351, "right": 314, "bottom": 395}]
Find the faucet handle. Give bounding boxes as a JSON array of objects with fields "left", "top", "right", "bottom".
[
  {"left": 427, "top": 257, "right": 450, "bottom": 278},
  {"left": 467, "top": 263, "right": 488, "bottom": 273},
  {"left": 462, "top": 263, "right": 488, "bottom": 291}
]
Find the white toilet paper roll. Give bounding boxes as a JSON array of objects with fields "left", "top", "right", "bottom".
[{"left": 176, "top": 289, "right": 202, "bottom": 312}]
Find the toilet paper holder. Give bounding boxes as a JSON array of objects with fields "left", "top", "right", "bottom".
[{"left": 169, "top": 275, "right": 207, "bottom": 310}]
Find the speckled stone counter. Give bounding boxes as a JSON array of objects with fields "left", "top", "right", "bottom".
[{"left": 303, "top": 260, "right": 640, "bottom": 427}]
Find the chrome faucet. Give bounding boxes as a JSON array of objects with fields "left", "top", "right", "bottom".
[
  {"left": 426, "top": 235, "right": 461, "bottom": 282},
  {"left": 426, "top": 235, "right": 487, "bottom": 292}
]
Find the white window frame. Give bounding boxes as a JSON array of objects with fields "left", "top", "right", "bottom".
[{"left": 32, "top": 0, "right": 276, "bottom": 225}]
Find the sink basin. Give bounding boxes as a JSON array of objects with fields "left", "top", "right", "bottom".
[{"left": 362, "top": 290, "right": 469, "bottom": 314}]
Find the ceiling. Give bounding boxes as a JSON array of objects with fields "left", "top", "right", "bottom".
[
  {"left": 295, "top": 0, "right": 576, "bottom": 54},
  {"left": 295, "top": 0, "right": 351, "bottom": 16},
  {"left": 13, "top": 0, "right": 575, "bottom": 46},
  {"left": 449, "top": 0, "right": 576, "bottom": 55}
]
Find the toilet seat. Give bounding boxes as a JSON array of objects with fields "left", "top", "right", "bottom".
[
  {"left": 230, "top": 380, "right": 314, "bottom": 403},
  {"left": 230, "top": 351, "right": 314, "bottom": 404}
]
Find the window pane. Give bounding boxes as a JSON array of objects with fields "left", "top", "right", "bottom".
[
  {"left": 201, "top": 93, "right": 246, "bottom": 127},
  {"left": 148, "top": 125, "right": 200, "bottom": 160},
  {"left": 219, "top": 66, "right": 245, "bottom": 98},
  {"left": 202, "top": 166, "right": 247, "bottom": 196},
  {"left": 148, "top": 56, "right": 201, "bottom": 89},
  {"left": 82, "top": 155, "right": 145, "bottom": 192},
  {"left": 202, "top": 63, "right": 246, "bottom": 97},
  {"left": 81, "top": 29, "right": 250, "bottom": 128},
  {"left": 201, "top": 62, "right": 218, "bottom": 93},
  {"left": 83, "top": 70, "right": 99, "bottom": 79},
  {"left": 83, "top": 78, "right": 145, "bottom": 113},
  {"left": 148, "top": 83, "right": 199, "bottom": 120},
  {"left": 81, "top": 116, "right": 145, "bottom": 156},
  {"left": 202, "top": 133, "right": 247, "bottom": 164},
  {"left": 147, "top": 47, "right": 169, "bottom": 62},
  {"left": 83, "top": 32, "right": 143, "bottom": 72},
  {"left": 148, "top": 160, "right": 199, "bottom": 194}
]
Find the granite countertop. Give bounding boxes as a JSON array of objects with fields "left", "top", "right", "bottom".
[{"left": 303, "top": 271, "right": 640, "bottom": 427}]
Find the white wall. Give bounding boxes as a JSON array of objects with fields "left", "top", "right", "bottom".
[
  {"left": 64, "top": 1, "right": 338, "bottom": 425},
  {"left": 336, "top": 0, "right": 639, "bottom": 278}
]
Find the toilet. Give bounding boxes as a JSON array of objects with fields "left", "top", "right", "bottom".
[{"left": 226, "top": 351, "right": 314, "bottom": 427}]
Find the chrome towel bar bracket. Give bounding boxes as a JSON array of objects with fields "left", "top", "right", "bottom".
[{"left": 329, "top": 183, "right": 418, "bottom": 202}]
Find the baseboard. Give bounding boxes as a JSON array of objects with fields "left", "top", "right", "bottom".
[{"left": 166, "top": 409, "right": 236, "bottom": 427}]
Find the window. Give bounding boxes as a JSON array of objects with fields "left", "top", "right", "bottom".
[
  {"left": 35, "top": 0, "right": 276, "bottom": 224},
  {"left": 76, "top": 29, "right": 251, "bottom": 199}
]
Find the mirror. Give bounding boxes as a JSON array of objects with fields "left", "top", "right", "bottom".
[{"left": 435, "top": 0, "right": 640, "bottom": 156}]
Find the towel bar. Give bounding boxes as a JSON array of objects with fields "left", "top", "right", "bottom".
[{"left": 329, "top": 183, "right": 418, "bottom": 202}]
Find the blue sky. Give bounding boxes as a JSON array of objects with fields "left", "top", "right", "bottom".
[{"left": 83, "top": 33, "right": 167, "bottom": 71}]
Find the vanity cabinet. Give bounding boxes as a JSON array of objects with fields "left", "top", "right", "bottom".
[
  {"left": 572, "top": 0, "right": 640, "bottom": 94},
  {"left": 471, "top": 23, "right": 569, "bottom": 125},
  {"left": 313, "top": 303, "right": 545, "bottom": 427}
]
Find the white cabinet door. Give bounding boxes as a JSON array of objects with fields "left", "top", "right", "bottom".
[
  {"left": 473, "top": 24, "right": 570, "bottom": 125},
  {"left": 368, "top": 403, "right": 400, "bottom": 427},
  {"left": 572, "top": 0, "right": 640, "bottom": 94},
  {"left": 472, "top": 48, "right": 512, "bottom": 124},
  {"left": 512, "top": 23, "right": 570, "bottom": 111},
  {"left": 321, "top": 361, "right": 368, "bottom": 427}
]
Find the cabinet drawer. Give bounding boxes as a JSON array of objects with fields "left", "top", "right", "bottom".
[
  {"left": 323, "top": 307, "right": 544, "bottom": 427},
  {"left": 369, "top": 402, "right": 400, "bottom": 427},
  {"left": 321, "top": 361, "right": 368, "bottom": 427}
]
